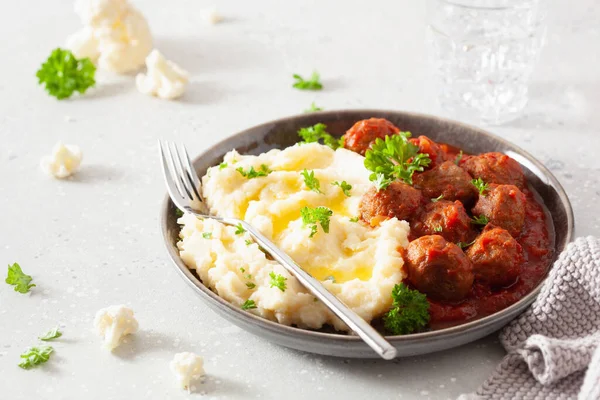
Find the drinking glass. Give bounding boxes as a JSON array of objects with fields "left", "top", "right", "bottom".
[{"left": 426, "top": 0, "right": 548, "bottom": 125}]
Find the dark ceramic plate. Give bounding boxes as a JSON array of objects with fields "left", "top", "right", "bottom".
[{"left": 160, "top": 110, "right": 574, "bottom": 358}]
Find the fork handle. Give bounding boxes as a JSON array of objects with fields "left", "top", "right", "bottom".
[{"left": 236, "top": 220, "right": 398, "bottom": 360}]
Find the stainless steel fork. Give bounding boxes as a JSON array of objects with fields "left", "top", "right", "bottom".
[{"left": 158, "top": 140, "right": 398, "bottom": 360}]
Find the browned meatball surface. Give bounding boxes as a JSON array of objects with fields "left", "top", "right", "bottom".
[
  {"left": 466, "top": 227, "right": 522, "bottom": 287},
  {"left": 404, "top": 235, "right": 474, "bottom": 301},
  {"left": 343, "top": 118, "right": 400, "bottom": 155},
  {"left": 461, "top": 152, "right": 525, "bottom": 188},
  {"left": 413, "top": 161, "right": 478, "bottom": 204},
  {"left": 411, "top": 200, "right": 477, "bottom": 244},
  {"left": 409, "top": 135, "right": 448, "bottom": 168},
  {"left": 359, "top": 181, "right": 423, "bottom": 225},
  {"left": 472, "top": 184, "right": 526, "bottom": 237}
]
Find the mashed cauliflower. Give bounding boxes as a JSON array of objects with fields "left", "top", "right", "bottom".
[{"left": 177, "top": 143, "right": 410, "bottom": 331}]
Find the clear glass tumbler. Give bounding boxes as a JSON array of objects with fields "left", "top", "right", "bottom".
[{"left": 426, "top": 0, "right": 548, "bottom": 125}]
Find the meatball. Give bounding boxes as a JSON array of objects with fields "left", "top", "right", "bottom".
[
  {"left": 460, "top": 152, "right": 525, "bottom": 188},
  {"left": 411, "top": 200, "right": 477, "bottom": 244},
  {"left": 472, "top": 184, "right": 526, "bottom": 237},
  {"left": 409, "top": 135, "right": 448, "bottom": 168},
  {"left": 466, "top": 227, "right": 522, "bottom": 287},
  {"left": 343, "top": 118, "right": 400, "bottom": 155},
  {"left": 359, "top": 181, "right": 423, "bottom": 225},
  {"left": 413, "top": 161, "right": 478, "bottom": 204},
  {"left": 404, "top": 235, "right": 474, "bottom": 301}
]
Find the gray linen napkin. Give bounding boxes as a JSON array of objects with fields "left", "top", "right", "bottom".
[{"left": 460, "top": 236, "right": 600, "bottom": 400}]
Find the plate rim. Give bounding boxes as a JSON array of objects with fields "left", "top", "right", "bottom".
[{"left": 160, "top": 109, "right": 575, "bottom": 343}]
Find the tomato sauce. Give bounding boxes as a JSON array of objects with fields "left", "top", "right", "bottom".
[{"left": 427, "top": 188, "right": 553, "bottom": 329}]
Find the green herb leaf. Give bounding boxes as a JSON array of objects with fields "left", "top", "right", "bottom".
[
  {"left": 292, "top": 71, "right": 322, "bottom": 91},
  {"left": 175, "top": 208, "right": 185, "bottom": 218},
  {"left": 241, "top": 300, "right": 257, "bottom": 310},
  {"left": 471, "top": 215, "right": 489, "bottom": 225},
  {"left": 349, "top": 216, "right": 359, "bottom": 223},
  {"left": 245, "top": 282, "right": 256, "bottom": 289},
  {"left": 304, "top": 102, "right": 323, "bottom": 113},
  {"left": 472, "top": 178, "right": 489, "bottom": 196},
  {"left": 364, "top": 133, "right": 431, "bottom": 189},
  {"left": 454, "top": 150, "right": 464, "bottom": 165},
  {"left": 297, "top": 123, "right": 342, "bottom": 150},
  {"left": 331, "top": 181, "right": 352, "bottom": 196},
  {"left": 383, "top": 284, "right": 430, "bottom": 335},
  {"left": 301, "top": 169, "right": 322, "bottom": 193},
  {"left": 236, "top": 164, "right": 272, "bottom": 179},
  {"left": 18, "top": 346, "right": 54, "bottom": 369},
  {"left": 234, "top": 223, "right": 246, "bottom": 235},
  {"left": 457, "top": 239, "right": 477, "bottom": 249},
  {"left": 240, "top": 267, "right": 245, "bottom": 273},
  {"left": 39, "top": 327, "right": 62, "bottom": 341},
  {"left": 5, "top": 263, "right": 35, "bottom": 294},
  {"left": 300, "top": 206, "right": 333, "bottom": 238},
  {"left": 245, "top": 239, "right": 253, "bottom": 246},
  {"left": 433, "top": 226, "right": 443, "bottom": 232},
  {"left": 269, "top": 272, "right": 287, "bottom": 292},
  {"left": 202, "top": 232, "right": 212, "bottom": 239},
  {"left": 36, "top": 48, "right": 96, "bottom": 100},
  {"left": 219, "top": 162, "right": 228, "bottom": 170},
  {"left": 431, "top": 194, "right": 444, "bottom": 202}
]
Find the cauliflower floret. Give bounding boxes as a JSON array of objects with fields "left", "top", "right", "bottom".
[
  {"left": 170, "top": 352, "right": 205, "bottom": 391},
  {"left": 67, "top": 0, "right": 152, "bottom": 74},
  {"left": 94, "top": 305, "right": 139, "bottom": 350},
  {"left": 40, "top": 142, "right": 83, "bottom": 179},
  {"left": 203, "top": 8, "right": 223, "bottom": 24},
  {"left": 136, "top": 50, "right": 189, "bottom": 100}
]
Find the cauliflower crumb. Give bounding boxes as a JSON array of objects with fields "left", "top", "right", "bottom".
[
  {"left": 204, "top": 8, "right": 223, "bottom": 24},
  {"left": 170, "top": 352, "right": 205, "bottom": 391},
  {"left": 93, "top": 305, "right": 139, "bottom": 350},
  {"left": 40, "top": 142, "right": 83, "bottom": 179},
  {"left": 136, "top": 50, "right": 189, "bottom": 100}
]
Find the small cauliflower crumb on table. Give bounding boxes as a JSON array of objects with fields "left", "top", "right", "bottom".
[{"left": 0, "top": 0, "right": 597, "bottom": 399}]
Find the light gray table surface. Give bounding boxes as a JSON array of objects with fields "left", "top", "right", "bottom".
[{"left": 0, "top": 1, "right": 598, "bottom": 399}]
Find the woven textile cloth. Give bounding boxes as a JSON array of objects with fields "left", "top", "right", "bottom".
[{"left": 462, "top": 236, "right": 600, "bottom": 400}]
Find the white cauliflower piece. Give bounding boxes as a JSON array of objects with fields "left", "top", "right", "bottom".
[
  {"left": 40, "top": 142, "right": 83, "bottom": 179},
  {"left": 94, "top": 305, "right": 139, "bottom": 350},
  {"left": 170, "top": 352, "right": 205, "bottom": 391},
  {"left": 136, "top": 50, "right": 189, "bottom": 100},
  {"left": 68, "top": 0, "right": 152, "bottom": 74}
]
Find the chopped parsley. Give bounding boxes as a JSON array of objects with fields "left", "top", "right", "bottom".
[
  {"left": 236, "top": 164, "right": 272, "bottom": 179},
  {"left": 269, "top": 272, "right": 287, "bottom": 292},
  {"left": 292, "top": 71, "right": 323, "bottom": 90},
  {"left": 174, "top": 208, "right": 184, "bottom": 218},
  {"left": 5, "top": 263, "right": 35, "bottom": 294},
  {"left": 241, "top": 300, "right": 257, "bottom": 310},
  {"left": 240, "top": 267, "right": 246, "bottom": 273},
  {"left": 472, "top": 178, "right": 490, "bottom": 196},
  {"left": 18, "top": 346, "right": 54, "bottom": 369},
  {"left": 234, "top": 223, "right": 246, "bottom": 235},
  {"left": 305, "top": 102, "right": 323, "bottom": 113},
  {"left": 349, "top": 216, "right": 359, "bottom": 223},
  {"left": 245, "top": 282, "right": 256, "bottom": 289},
  {"left": 364, "top": 133, "right": 431, "bottom": 190},
  {"left": 36, "top": 48, "right": 96, "bottom": 100},
  {"left": 300, "top": 206, "right": 333, "bottom": 238},
  {"left": 431, "top": 194, "right": 444, "bottom": 202},
  {"left": 39, "top": 327, "right": 62, "bottom": 341},
  {"left": 297, "top": 123, "right": 342, "bottom": 150},
  {"left": 454, "top": 151, "right": 464, "bottom": 165},
  {"left": 202, "top": 232, "right": 212, "bottom": 239},
  {"left": 457, "top": 239, "right": 477, "bottom": 249},
  {"left": 383, "top": 284, "right": 430, "bottom": 335},
  {"left": 301, "top": 169, "right": 322, "bottom": 193},
  {"left": 245, "top": 239, "right": 253, "bottom": 246},
  {"left": 433, "top": 226, "right": 443, "bottom": 232},
  {"left": 332, "top": 181, "right": 352, "bottom": 196},
  {"left": 471, "top": 215, "right": 489, "bottom": 225},
  {"left": 219, "top": 162, "right": 228, "bottom": 169}
]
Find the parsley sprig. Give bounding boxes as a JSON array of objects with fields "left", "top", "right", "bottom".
[
  {"left": 300, "top": 206, "right": 333, "bottom": 238},
  {"left": 332, "top": 181, "right": 352, "bottom": 196},
  {"left": 241, "top": 300, "right": 257, "bottom": 310},
  {"left": 297, "top": 123, "right": 342, "bottom": 150},
  {"left": 457, "top": 239, "right": 477, "bottom": 249},
  {"left": 234, "top": 223, "right": 246, "bottom": 235},
  {"left": 301, "top": 170, "right": 322, "bottom": 193},
  {"left": 471, "top": 215, "right": 489, "bottom": 225},
  {"left": 305, "top": 102, "right": 323, "bottom": 113},
  {"left": 472, "top": 178, "right": 489, "bottom": 196},
  {"left": 5, "top": 263, "right": 35, "bottom": 294},
  {"left": 364, "top": 133, "right": 431, "bottom": 190},
  {"left": 431, "top": 194, "right": 444, "bottom": 202},
  {"left": 36, "top": 48, "right": 96, "bottom": 100},
  {"left": 269, "top": 272, "right": 287, "bottom": 292},
  {"left": 292, "top": 71, "right": 322, "bottom": 90},
  {"left": 39, "top": 327, "right": 62, "bottom": 341},
  {"left": 237, "top": 164, "right": 272, "bottom": 179},
  {"left": 383, "top": 284, "right": 430, "bottom": 335},
  {"left": 18, "top": 346, "right": 54, "bottom": 369}
]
